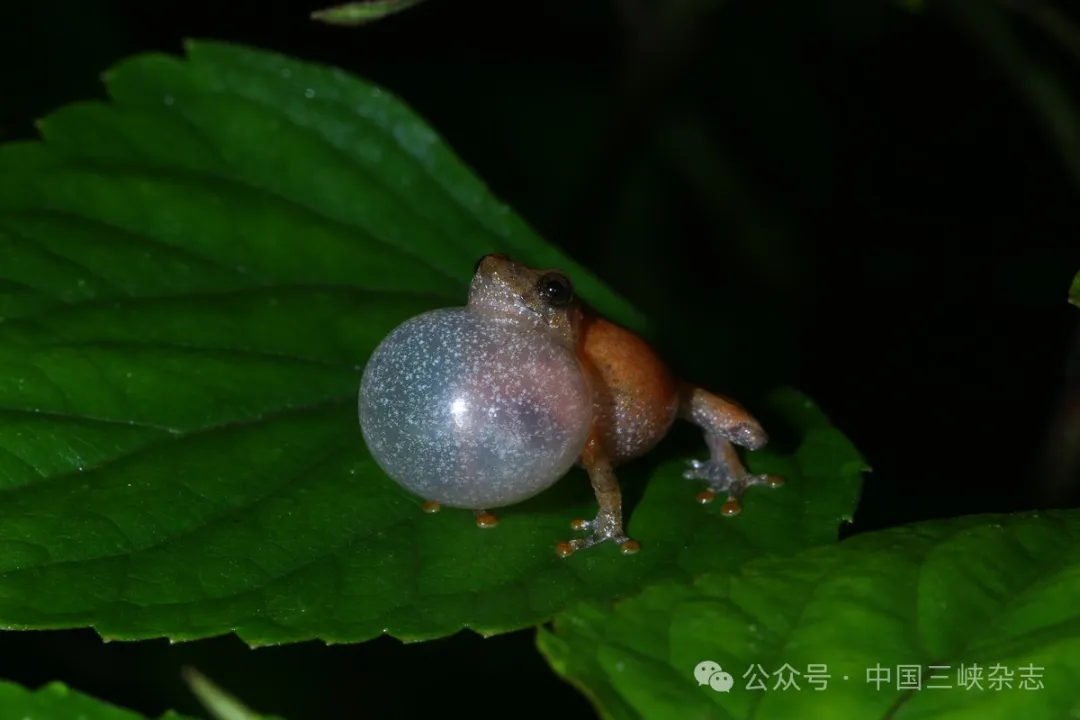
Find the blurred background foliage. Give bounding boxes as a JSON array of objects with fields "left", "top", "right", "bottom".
[{"left": 1, "top": 0, "right": 1078, "bottom": 717}]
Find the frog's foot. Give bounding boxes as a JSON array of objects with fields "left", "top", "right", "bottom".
[
  {"left": 473, "top": 509, "right": 498, "bottom": 529},
  {"left": 556, "top": 512, "right": 640, "bottom": 558},
  {"left": 683, "top": 455, "right": 784, "bottom": 516}
]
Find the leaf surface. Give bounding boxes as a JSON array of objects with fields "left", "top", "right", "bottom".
[
  {"left": 539, "top": 510, "right": 1080, "bottom": 720},
  {"left": 0, "top": 681, "right": 196, "bottom": 720},
  {"left": 0, "top": 41, "right": 865, "bottom": 644}
]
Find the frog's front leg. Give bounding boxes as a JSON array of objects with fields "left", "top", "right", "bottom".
[
  {"left": 556, "top": 431, "right": 641, "bottom": 558},
  {"left": 678, "top": 381, "right": 784, "bottom": 516}
]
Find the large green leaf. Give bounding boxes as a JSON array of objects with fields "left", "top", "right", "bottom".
[
  {"left": 0, "top": 41, "right": 865, "bottom": 644},
  {"left": 0, "top": 680, "right": 195, "bottom": 720},
  {"left": 538, "top": 510, "right": 1080, "bottom": 720}
]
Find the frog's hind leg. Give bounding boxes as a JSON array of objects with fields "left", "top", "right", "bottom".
[{"left": 677, "top": 381, "right": 784, "bottom": 515}]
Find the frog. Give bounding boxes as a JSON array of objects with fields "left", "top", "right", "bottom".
[{"left": 465, "top": 253, "right": 783, "bottom": 556}]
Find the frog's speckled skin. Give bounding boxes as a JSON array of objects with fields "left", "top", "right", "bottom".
[{"left": 358, "top": 254, "right": 783, "bottom": 556}]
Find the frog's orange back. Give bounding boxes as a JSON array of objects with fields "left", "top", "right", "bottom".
[{"left": 577, "top": 314, "right": 680, "bottom": 463}]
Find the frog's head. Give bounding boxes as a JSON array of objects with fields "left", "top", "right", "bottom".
[{"left": 468, "top": 253, "right": 582, "bottom": 349}]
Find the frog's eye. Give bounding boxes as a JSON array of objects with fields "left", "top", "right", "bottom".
[{"left": 538, "top": 272, "right": 573, "bottom": 307}]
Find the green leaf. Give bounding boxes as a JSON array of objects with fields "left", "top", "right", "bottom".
[
  {"left": 0, "top": 41, "right": 864, "bottom": 644},
  {"left": 311, "top": 0, "right": 428, "bottom": 26},
  {"left": 0, "top": 680, "right": 196, "bottom": 720},
  {"left": 1069, "top": 270, "right": 1079, "bottom": 306},
  {"left": 538, "top": 510, "right": 1080, "bottom": 720}
]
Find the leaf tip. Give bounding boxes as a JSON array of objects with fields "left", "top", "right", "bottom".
[
  {"left": 94, "top": 627, "right": 121, "bottom": 644},
  {"left": 183, "top": 666, "right": 262, "bottom": 720},
  {"left": 1069, "top": 270, "right": 1080, "bottom": 307},
  {"left": 41, "top": 681, "right": 71, "bottom": 697},
  {"left": 180, "top": 37, "right": 220, "bottom": 61},
  {"left": 311, "top": 1, "right": 427, "bottom": 26},
  {"left": 309, "top": 8, "right": 338, "bottom": 23},
  {"left": 310, "top": 3, "right": 374, "bottom": 26}
]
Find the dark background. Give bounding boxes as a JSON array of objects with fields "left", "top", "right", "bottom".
[{"left": 1, "top": 0, "right": 1079, "bottom": 717}]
